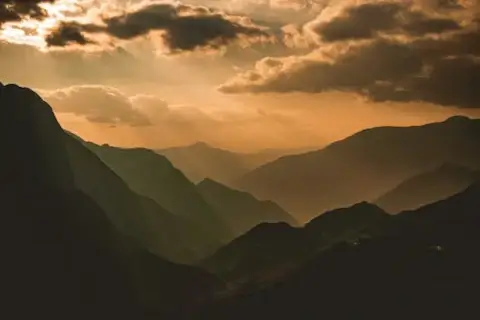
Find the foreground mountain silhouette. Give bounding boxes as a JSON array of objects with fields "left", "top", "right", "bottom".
[
  {"left": 157, "top": 142, "right": 290, "bottom": 185},
  {"left": 203, "top": 202, "right": 388, "bottom": 285},
  {"left": 195, "top": 183, "right": 480, "bottom": 319},
  {"left": 197, "top": 178, "right": 297, "bottom": 237},
  {"left": 0, "top": 83, "right": 222, "bottom": 318},
  {"left": 375, "top": 163, "right": 480, "bottom": 213},
  {"left": 235, "top": 116, "right": 480, "bottom": 221}
]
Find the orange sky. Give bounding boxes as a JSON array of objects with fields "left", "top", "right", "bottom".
[{"left": 1, "top": 0, "right": 479, "bottom": 152}]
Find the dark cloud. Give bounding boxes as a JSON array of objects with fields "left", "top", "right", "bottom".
[
  {"left": 367, "top": 56, "right": 480, "bottom": 108},
  {"left": 0, "top": 0, "right": 54, "bottom": 25},
  {"left": 220, "top": 0, "right": 480, "bottom": 108},
  {"left": 220, "top": 25, "right": 480, "bottom": 108},
  {"left": 45, "top": 22, "right": 95, "bottom": 47},
  {"left": 313, "top": 2, "right": 403, "bottom": 42},
  {"left": 45, "top": 2, "right": 270, "bottom": 53},
  {"left": 220, "top": 40, "right": 424, "bottom": 93},
  {"left": 402, "top": 15, "right": 461, "bottom": 36},
  {"left": 42, "top": 85, "right": 152, "bottom": 126},
  {"left": 312, "top": 1, "right": 460, "bottom": 42}
]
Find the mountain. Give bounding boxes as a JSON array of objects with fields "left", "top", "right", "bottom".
[
  {"left": 235, "top": 116, "right": 480, "bottom": 221},
  {"left": 65, "top": 131, "right": 226, "bottom": 264},
  {"left": 375, "top": 163, "right": 480, "bottom": 213},
  {"left": 197, "top": 178, "right": 297, "bottom": 237},
  {"left": 194, "top": 183, "right": 480, "bottom": 319},
  {"left": 0, "top": 83, "right": 222, "bottom": 319},
  {"left": 156, "top": 142, "right": 285, "bottom": 185},
  {"left": 82, "top": 141, "right": 233, "bottom": 244},
  {"left": 202, "top": 202, "right": 388, "bottom": 285}
]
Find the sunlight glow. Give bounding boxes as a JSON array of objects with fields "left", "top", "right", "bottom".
[{"left": 0, "top": 0, "right": 87, "bottom": 49}]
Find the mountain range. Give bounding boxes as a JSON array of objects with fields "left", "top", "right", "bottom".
[
  {"left": 202, "top": 202, "right": 388, "bottom": 286},
  {"left": 2, "top": 81, "right": 479, "bottom": 319},
  {"left": 195, "top": 182, "right": 480, "bottom": 319},
  {"left": 235, "top": 116, "right": 480, "bottom": 221}
]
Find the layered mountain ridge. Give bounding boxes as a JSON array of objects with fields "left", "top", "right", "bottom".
[
  {"left": 235, "top": 116, "right": 480, "bottom": 221},
  {"left": 2, "top": 81, "right": 479, "bottom": 319}
]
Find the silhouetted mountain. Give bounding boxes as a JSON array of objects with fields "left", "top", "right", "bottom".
[
  {"left": 236, "top": 116, "right": 480, "bottom": 221},
  {"left": 64, "top": 132, "right": 224, "bottom": 264},
  {"left": 197, "top": 178, "right": 297, "bottom": 237},
  {"left": 375, "top": 163, "right": 480, "bottom": 213},
  {"left": 0, "top": 83, "right": 222, "bottom": 319},
  {"left": 157, "top": 142, "right": 284, "bottom": 185},
  {"left": 194, "top": 183, "right": 480, "bottom": 319},
  {"left": 304, "top": 202, "right": 389, "bottom": 241},
  {"left": 82, "top": 141, "right": 233, "bottom": 244},
  {"left": 202, "top": 202, "right": 388, "bottom": 285}
]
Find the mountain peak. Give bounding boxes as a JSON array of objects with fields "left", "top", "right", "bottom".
[
  {"left": 444, "top": 115, "right": 474, "bottom": 124},
  {"left": 0, "top": 82, "right": 74, "bottom": 189},
  {"left": 191, "top": 141, "right": 212, "bottom": 149},
  {"left": 198, "top": 177, "right": 222, "bottom": 187},
  {"left": 306, "top": 202, "right": 387, "bottom": 229}
]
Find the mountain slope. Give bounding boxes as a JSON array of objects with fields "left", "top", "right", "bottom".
[
  {"left": 375, "top": 163, "right": 480, "bottom": 213},
  {"left": 157, "top": 142, "right": 282, "bottom": 185},
  {"left": 65, "top": 132, "right": 222, "bottom": 263},
  {"left": 0, "top": 83, "right": 222, "bottom": 319},
  {"left": 195, "top": 183, "right": 480, "bottom": 319},
  {"left": 202, "top": 202, "right": 388, "bottom": 285},
  {"left": 197, "top": 178, "right": 297, "bottom": 236},
  {"left": 84, "top": 142, "right": 232, "bottom": 244},
  {"left": 235, "top": 116, "right": 480, "bottom": 221}
]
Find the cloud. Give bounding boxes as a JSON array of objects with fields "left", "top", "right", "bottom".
[
  {"left": 44, "top": 1, "right": 273, "bottom": 53},
  {"left": 42, "top": 85, "right": 152, "bottom": 126},
  {"left": 310, "top": 1, "right": 460, "bottom": 42},
  {"left": 220, "top": 39, "right": 424, "bottom": 93},
  {"left": 220, "top": 0, "right": 480, "bottom": 108},
  {"left": 45, "top": 21, "right": 95, "bottom": 46},
  {"left": 0, "top": 0, "right": 54, "bottom": 25}
]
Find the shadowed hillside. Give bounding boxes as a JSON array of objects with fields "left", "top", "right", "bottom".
[
  {"left": 0, "top": 83, "right": 223, "bottom": 319},
  {"left": 194, "top": 183, "right": 480, "bottom": 319},
  {"left": 202, "top": 202, "right": 389, "bottom": 285}
]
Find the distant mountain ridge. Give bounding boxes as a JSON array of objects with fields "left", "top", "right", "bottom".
[
  {"left": 235, "top": 116, "right": 480, "bottom": 221},
  {"left": 375, "top": 163, "right": 480, "bottom": 213},
  {"left": 156, "top": 142, "right": 305, "bottom": 185},
  {"left": 197, "top": 178, "right": 297, "bottom": 237}
]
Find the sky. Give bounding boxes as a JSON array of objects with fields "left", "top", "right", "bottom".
[{"left": 1, "top": 0, "right": 479, "bottom": 152}]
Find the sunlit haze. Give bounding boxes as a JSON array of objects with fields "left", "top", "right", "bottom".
[{"left": 1, "top": 0, "right": 479, "bottom": 151}]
